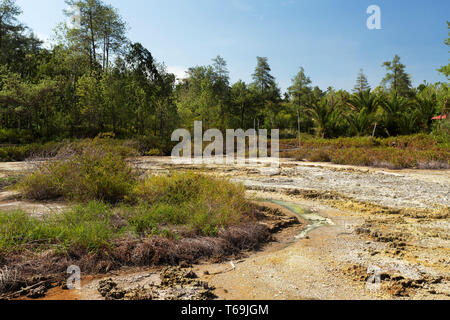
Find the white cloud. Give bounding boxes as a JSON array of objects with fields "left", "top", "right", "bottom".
[
  {"left": 35, "top": 33, "right": 54, "bottom": 49},
  {"left": 167, "top": 65, "right": 188, "bottom": 81}
]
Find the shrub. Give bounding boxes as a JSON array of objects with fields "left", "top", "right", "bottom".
[
  {"left": 282, "top": 134, "right": 450, "bottom": 169},
  {"left": 18, "top": 142, "right": 138, "bottom": 202},
  {"left": 132, "top": 172, "right": 253, "bottom": 235}
]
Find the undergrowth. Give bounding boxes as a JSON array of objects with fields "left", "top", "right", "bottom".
[{"left": 281, "top": 134, "right": 450, "bottom": 169}]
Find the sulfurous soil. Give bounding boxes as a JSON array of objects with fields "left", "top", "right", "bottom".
[{"left": 1, "top": 157, "right": 449, "bottom": 300}]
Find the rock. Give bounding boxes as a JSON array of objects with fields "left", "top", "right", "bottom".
[{"left": 27, "top": 285, "right": 47, "bottom": 299}]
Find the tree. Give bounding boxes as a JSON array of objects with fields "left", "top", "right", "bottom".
[
  {"left": 212, "top": 55, "right": 230, "bottom": 130},
  {"left": 75, "top": 72, "right": 103, "bottom": 133},
  {"left": 287, "top": 67, "right": 314, "bottom": 135},
  {"left": 307, "top": 95, "right": 342, "bottom": 138},
  {"left": 380, "top": 94, "right": 416, "bottom": 136},
  {"left": 252, "top": 57, "right": 275, "bottom": 94},
  {"left": 0, "top": 67, "right": 58, "bottom": 139},
  {"left": 344, "top": 90, "right": 379, "bottom": 136},
  {"left": 230, "top": 80, "right": 252, "bottom": 128},
  {"left": 415, "top": 88, "right": 437, "bottom": 132},
  {"left": 288, "top": 67, "right": 312, "bottom": 106},
  {"left": 99, "top": 5, "right": 127, "bottom": 69},
  {"left": 0, "top": 0, "right": 42, "bottom": 76},
  {"left": 438, "top": 21, "right": 450, "bottom": 79},
  {"left": 0, "top": 0, "right": 22, "bottom": 54},
  {"left": 64, "top": 0, "right": 127, "bottom": 71},
  {"left": 381, "top": 55, "right": 412, "bottom": 97},
  {"left": 250, "top": 57, "right": 281, "bottom": 129},
  {"left": 353, "top": 69, "right": 370, "bottom": 93}
]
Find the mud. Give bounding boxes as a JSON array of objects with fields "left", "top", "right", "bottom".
[{"left": 95, "top": 267, "right": 216, "bottom": 300}]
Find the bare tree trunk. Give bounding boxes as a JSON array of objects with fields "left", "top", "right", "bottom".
[{"left": 89, "top": 10, "right": 96, "bottom": 70}]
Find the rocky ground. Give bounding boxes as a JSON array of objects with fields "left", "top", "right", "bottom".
[{"left": 1, "top": 157, "right": 449, "bottom": 300}]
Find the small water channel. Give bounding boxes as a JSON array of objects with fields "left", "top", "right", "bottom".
[{"left": 265, "top": 199, "right": 334, "bottom": 239}]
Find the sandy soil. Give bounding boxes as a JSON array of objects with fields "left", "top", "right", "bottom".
[{"left": 2, "top": 157, "right": 449, "bottom": 300}]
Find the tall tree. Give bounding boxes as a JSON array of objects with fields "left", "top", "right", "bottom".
[
  {"left": 99, "top": 5, "right": 126, "bottom": 69},
  {"left": 64, "top": 0, "right": 126, "bottom": 71},
  {"left": 212, "top": 55, "right": 230, "bottom": 130},
  {"left": 438, "top": 21, "right": 450, "bottom": 79},
  {"left": 353, "top": 69, "right": 371, "bottom": 93},
  {"left": 0, "top": 0, "right": 41, "bottom": 76},
  {"left": 0, "top": 0, "right": 21, "bottom": 50},
  {"left": 288, "top": 67, "right": 312, "bottom": 106},
  {"left": 251, "top": 57, "right": 281, "bottom": 129},
  {"left": 381, "top": 55, "right": 412, "bottom": 97},
  {"left": 252, "top": 56, "right": 275, "bottom": 94},
  {"left": 230, "top": 80, "right": 252, "bottom": 128}
]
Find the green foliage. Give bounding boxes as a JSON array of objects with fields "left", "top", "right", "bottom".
[
  {"left": 307, "top": 95, "right": 342, "bottom": 138},
  {"left": 132, "top": 172, "right": 252, "bottom": 235},
  {"left": 0, "top": 137, "right": 139, "bottom": 162},
  {"left": 438, "top": 21, "right": 450, "bottom": 79},
  {"left": 1, "top": 171, "right": 255, "bottom": 252},
  {"left": 382, "top": 55, "right": 413, "bottom": 97},
  {"left": 18, "top": 139, "right": 138, "bottom": 202},
  {"left": 0, "top": 0, "right": 448, "bottom": 145},
  {"left": 0, "top": 201, "right": 117, "bottom": 252},
  {"left": 284, "top": 134, "right": 450, "bottom": 169}
]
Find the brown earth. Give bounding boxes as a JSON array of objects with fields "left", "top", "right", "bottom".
[{"left": 1, "top": 157, "right": 449, "bottom": 300}]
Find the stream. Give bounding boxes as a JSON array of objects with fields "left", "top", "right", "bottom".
[{"left": 265, "top": 199, "right": 334, "bottom": 239}]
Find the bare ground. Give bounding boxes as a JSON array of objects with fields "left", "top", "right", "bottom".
[{"left": 1, "top": 157, "right": 449, "bottom": 300}]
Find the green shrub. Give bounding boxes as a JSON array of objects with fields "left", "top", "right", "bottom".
[
  {"left": 132, "top": 172, "right": 253, "bottom": 235},
  {"left": 18, "top": 142, "right": 138, "bottom": 202},
  {"left": 0, "top": 138, "right": 140, "bottom": 162},
  {"left": 282, "top": 134, "right": 450, "bottom": 169}
]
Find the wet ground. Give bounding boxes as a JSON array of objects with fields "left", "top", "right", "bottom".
[{"left": 1, "top": 157, "right": 449, "bottom": 300}]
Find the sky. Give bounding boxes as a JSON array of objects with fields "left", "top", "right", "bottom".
[{"left": 16, "top": 0, "right": 450, "bottom": 93}]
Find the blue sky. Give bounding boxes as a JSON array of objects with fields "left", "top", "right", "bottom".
[{"left": 16, "top": 0, "right": 449, "bottom": 92}]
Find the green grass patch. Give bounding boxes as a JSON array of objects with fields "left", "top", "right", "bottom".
[
  {"left": 131, "top": 172, "right": 253, "bottom": 236},
  {"left": 0, "top": 202, "right": 115, "bottom": 252},
  {"left": 17, "top": 140, "right": 138, "bottom": 202},
  {"left": 0, "top": 172, "right": 255, "bottom": 252}
]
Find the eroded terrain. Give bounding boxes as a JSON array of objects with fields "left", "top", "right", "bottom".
[{"left": 1, "top": 157, "right": 449, "bottom": 300}]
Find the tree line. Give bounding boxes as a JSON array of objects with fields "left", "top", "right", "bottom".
[{"left": 0, "top": 0, "right": 448, "bottom": 148}]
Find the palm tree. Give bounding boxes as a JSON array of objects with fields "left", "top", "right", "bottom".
[
  {"left": 414, "top": 93, "right": 437, "bottom": 132},
  {"left": 344, "top": 90, "right": 380, "bottom": 136},
  {"left": 307, "top": 96, "right": 341, "bottom": 138},
  {"left": 380, "top": 94, "right": 414, "bottom": 136},
  {"left": 344, "top": 109, "right": 372, "bottom": 136}
]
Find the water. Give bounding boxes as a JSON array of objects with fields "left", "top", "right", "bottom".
[{"left": 265, "top": 199, "right": 334, "bottom": 239}]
